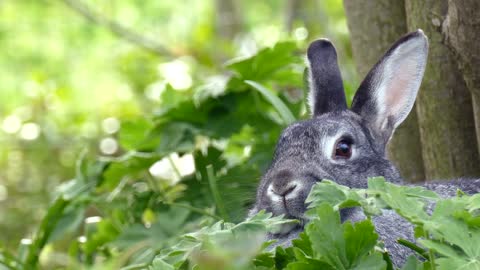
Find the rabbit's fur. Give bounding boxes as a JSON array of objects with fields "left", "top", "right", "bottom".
[{"left": 249, "top": 30, "right": 480, "bottom": 266}]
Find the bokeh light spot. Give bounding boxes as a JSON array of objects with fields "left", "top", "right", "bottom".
[
  {"left": 294, "top": 27, "right": 308, "bottom": 41},
  {"left": 85, "top": 216, "right": 102, "bottom": 224},
  {"left": 20, "top": 123, "right": 41, "bottom": 140},
  {"left": 102, "top": 117, "right": 120, "bottom": 134},
  {"left": 158, "top": 59, "right": 192, "bottom": 90},
  {"left": 99, "top": 137, "right": 118, "bottom": 155},
  {"left": 0, "top": 185, "right": 8, "bottom": 201},
  {"left": 2, "top": 115, "right": 22, "bottom": 134}
]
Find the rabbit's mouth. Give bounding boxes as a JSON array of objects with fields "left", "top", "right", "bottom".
[
  {"left": 270, "top": 214, "right": 309, "bottom": 237},
  {"left": 270, "top": 200, "right": 310, "bottom": 235}
]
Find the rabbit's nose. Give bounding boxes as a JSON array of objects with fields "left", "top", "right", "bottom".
[
  {"left": 271, "top": 182, "right": 297, "bottom": 197},
  {"left": 269, "top": 170, "right": 298, "bottom": 197}
]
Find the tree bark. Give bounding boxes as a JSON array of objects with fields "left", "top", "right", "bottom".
[
  {"left": 215, "top": 0, "right": 242, "bottom": 40},
  {"left": 405, "top": 0, "right": 480, "bottom": 179},
  {"left": 442, "top": 0, "right": 480, "bottom": 155},
  {"left": 285, "top": 0, "right": 322, "bottom": 37},
  {"left": 343, "top": 0, "right": 425, "bottom": 182}
]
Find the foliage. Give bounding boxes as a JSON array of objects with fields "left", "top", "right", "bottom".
[
  {"left": 2, "top": 1, "right": 479, "bottom": 270},
  {"left": 1, "top": 19, "right": 310, "bottom": 268},
  {"left": 139, "top": 178, "right": 480, "bottom": 270},
  {"left": 4, "top": 173, "right": 480, "bottom": 269},
  {"left": 0, "top": 0, "right": 355, "bottom": 250},
  {"left": 0, "top": 1, "right": 370, "bottom": 270}
]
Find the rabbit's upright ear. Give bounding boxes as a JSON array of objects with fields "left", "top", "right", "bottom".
[
  {"left": 351, "top": 30, "right": 428, "bottom": 142},
  {"left": 307, "top": 39, "right": 347, "bottom": 116}
]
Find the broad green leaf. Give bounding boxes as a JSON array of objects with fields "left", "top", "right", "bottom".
[
  {"left": 292, "top": 232, "right": 313, "bottom": 258},
  {"left": 149, "top": 258, "right": 175, "bottom": 270},
  {"left": 400, "top": 256, "right": 423, "bottom": 270},
  {"left": 47, "top": 206, "right": 85, "bottom": 243},
  {"left": 351, "top": 253, "right": 385, "bottom": 270},
  {"left": 226, "top": 42, "right": 299, "bottom": 80},
  {"left": 418, "top": 239, "right": 460, "bottom": 258},
  {"left": 286, "top": 260, "right": 335, "bottom": 270},
  {"left": 305, "top": 203, "right": 385, "bottom": 270},
  {"left": 424, "top": 217, "right": 480, "bottom": 259},
  {"left": 245, "top": 80, "right": 295, "bottom": 125},
  {"left": 118, "top": 118, "right": 156, "bottom": 151},
  {"left": 305, "top": 180, "right": 347, "bottom": 209},
  {"left": 344, "top": 220, "right": 379, "bottom": 267},
  {"left": 467, "top": 194, "right": 480, "bottom": 212},
  {"left": 435, "top": 257, "right": 480, "bottom": 270},
  {"left": 24, "top": 197, "right": 70, "bottom": 268},
  {"left": 100, "top": 151, "right": 162, "bottom": 191},
  {"left": 252, "top": 252, "right": 275, "bottom": 268},
  {"left": 367, "top": 178, "right": 433, "bottom": 223},
  {"left": 274, "top": 246, "right": 297, "bottom": 270},
  {"left": 84, "top": 219, "right": 120, "bottom": 255}
]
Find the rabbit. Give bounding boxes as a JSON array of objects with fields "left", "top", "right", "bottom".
[{"left": 249, "top": 29, "right": 480, "bottom": 267}]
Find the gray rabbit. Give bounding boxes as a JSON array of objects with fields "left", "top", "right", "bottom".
[{"left": 249, "top": 30, "right": 480, "bottom": 266}]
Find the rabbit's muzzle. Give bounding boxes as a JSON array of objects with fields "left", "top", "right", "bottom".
[{"left": 259, "top": 167, "right": 331, "bottom": 230}]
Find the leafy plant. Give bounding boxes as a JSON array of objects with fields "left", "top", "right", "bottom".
[
  {"left": 144, "top": 178, "right": 480, "bottom": 270},
  {"left": 0, "top": 39, "right": 305, "bottom": 270},
  {"left": 2, "top": 4, "right": 478, "bottom": 269}
]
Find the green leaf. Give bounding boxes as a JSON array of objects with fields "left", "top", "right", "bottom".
[
  {"left": 467, "top": 194, "right": 480, "bottom": 212},
  {"left": 118, "top": 118, "right": 156, "bottom": 151},
  {"left": 418, "top": 239, "right": 460, "bottom": 258},
  {"left": 286, "top": 260, "right": 335, "bottom": 270},
  {"left": 423, "top": 216, "right": 480, "bottom": 262},
  {"left": 291, "top": 232, "right": 313, "bottom": 258},
  {"left": 84, "top": 219, "right": 120, "bottom": 255},
  {"left": 367, "top": 177, "right": 434, "bottom": 223},
  {"left": 47, "top": 206, "right": 85, "bottom": 242},
  {"left": 351, "top": 253, "right": 386, "bottom": 270},
  {"left": 101, "top": 152, "right": 162, "bottom": 191},
  {"left": 114, "top": 206, "right": 190, "bottom": 250},
  {"left": 305, "top": 203, "right": 385, "bottom": 270},
  {"left": 253, "top": 252, "right": 275, "bottom": 268},
  {"left": 24, "top": 197, "right": 70, "bottom": 268},
  {"left": 149, "top": 258, "right": 175, "bottom": 270},
  {"left": 274, "top": 246, "right": 296, "bottom": 270},
  {"left": 226, "top": 42, "right": 299, "bottom": 81},
  {"left": 306, "top": 204, "right": 346, "bottom": 268},
  {"left": 245, "top": 80, "right": 295, "bottom": 125},
  {"left": 435, "top": 257, "right": 480, "bottom": 270},
  {"left": 305, "top": 180, "right": 348, "bottom": 210},
  {"left": 400, "top": 256, "right": 423, "bottom": 270},
  {"left": 344, "top": 220, "right": 379, "bottom": 266}
]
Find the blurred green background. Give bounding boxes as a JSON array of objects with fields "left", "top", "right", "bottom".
[{"left": 0, "top": 0, "right": 356, "bottom": 268}]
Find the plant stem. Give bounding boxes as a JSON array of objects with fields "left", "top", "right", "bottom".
[
  {"left": 165, "top": 202, "right": 222, "bottom": 220},
  {"left": 206, "top": 165, "right": 229, "bottom": 221},
  {"left": 425, "top": 229, "right": 436, "bottom": 270},
  {"left": 24, "top": 197, "right": 70, "bottom": 269},
  {"left": 397, "top": 239, "right": 429, "bottom": 259},
  {"left": 167, "top": 155, "right": 182, "bottom": 181}
]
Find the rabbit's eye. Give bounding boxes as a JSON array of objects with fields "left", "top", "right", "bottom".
[{"left": 334, "top": 139, "right": 352, "bottom": 159}]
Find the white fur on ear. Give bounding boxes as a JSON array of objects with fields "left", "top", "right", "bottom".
[
  {"left": 305, "top": 56, "right": 315, "bottom": 116},
  {"left": 372, "top": 30, "right": 428, "bottom": 130},
  {"left": 306, "top": 38, "right": 347, "bottom": 116}
]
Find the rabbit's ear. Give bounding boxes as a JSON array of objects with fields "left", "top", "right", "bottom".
[
  {"left": 351, "top": 30, "right": 428, "bottom": 142},
  {"left": 307, "top": 39, "right": 347, "bottom": 116}
]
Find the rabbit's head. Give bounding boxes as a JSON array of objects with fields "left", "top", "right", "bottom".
[{"left": 251, "top": 30, "right": 428, "bottom": 232}]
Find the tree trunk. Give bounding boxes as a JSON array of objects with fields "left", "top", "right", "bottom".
[
  {"left": 405, "top": 0, "right": 480, "bottom": 179},
  {"left": 215, "top": 0, "right": 242, "bottom": 40},
  {"left": 442, "top": 0, "right": 480, "bottom": 155},
  {"left": 343, "top": 0, "right": 425, "bottom": 182},
  {"left": 285, "top": 0, "right": 323, "bottom": 38}
]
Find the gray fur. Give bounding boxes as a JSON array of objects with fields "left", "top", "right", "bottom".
[{"left": 249, "top": 30, "right": 480, "bottom": 267}]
